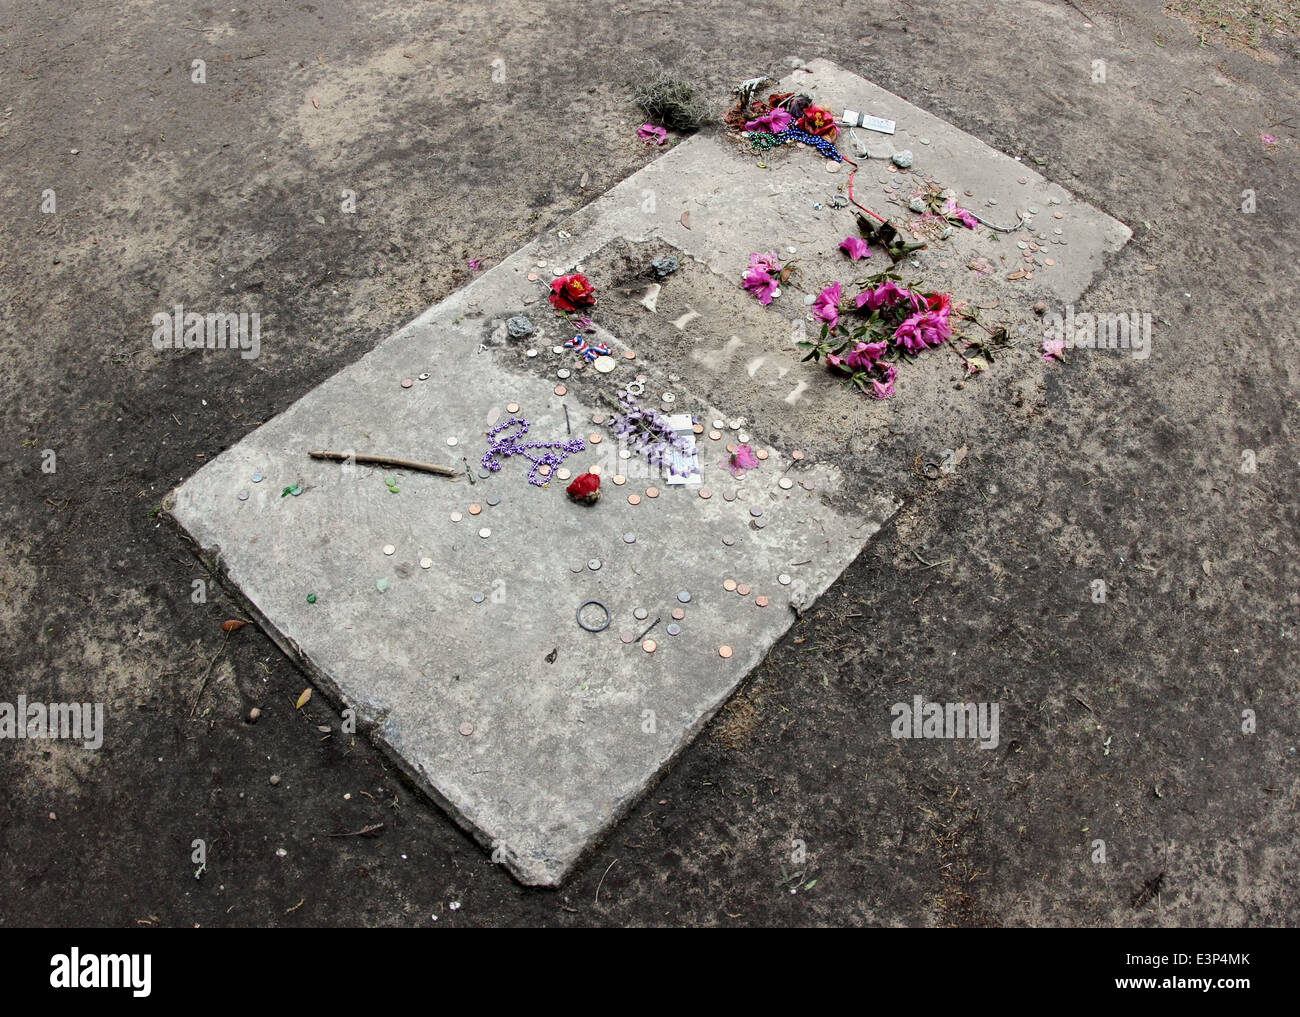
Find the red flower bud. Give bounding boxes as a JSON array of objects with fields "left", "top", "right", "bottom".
[{"left": 565, "top": 472, "right": 601, "bottom": 503}]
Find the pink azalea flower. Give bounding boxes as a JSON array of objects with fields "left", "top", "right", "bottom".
[
  {"left": 894, "top": 309, "right": 951, "bottom": 354},
  {"left": 871, "top": 363, "right": 897, "bottom": 400},
  {"left": 855, "top": 280, "right": 916, "bottom": 312},
  {"left": 744, "top": 108, "right": 792, "bottom": 134},
  {"left": 943, "top": 197, "right": 979, "bottom": 229},
  {"left": 727, "top": 443, "right": 760, "bottom": 477},
  {"left": 467, "top": 258, "right": 482, "bottom": 271},
  {"left": 826, "top": 353, "right": 845, "bottom": 370},
  {"left": 1042, "top": 337, "right": 1065, "bottom": 362},
  {"left": 637, "top": 123, "right": 668, "bottom": 146},
  {"left": 844, "top": 340, "right": 887, "bottom": 371},
  {"left": 1261, "top": 133, "right": 1276, "bottom": 149},
  {"left": 742, "top": 265, "right": 779, "bottom": 305},
  {"left": 812, "top": 282, "right": 842, "bottom": 329},
  {"left": 838, "top": 235, "right": 871, "bottom": 261},
  {"left": 748, "top": 251, "right": 781, "bottom": 273}
]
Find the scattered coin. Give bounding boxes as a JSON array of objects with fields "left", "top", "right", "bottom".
[
  {"left": 698, "top": 487, "right": 712, "bottom": 499},
  {"left": 468, "top": 504, "right": 482, "bottom": 515},
  {"left": 554, "top": 385, "right": 567, "bottom": 396},
  {"left": 627, "top": 493, "right": 641, "bottom": 505},
  {"left": 645, "top": 486, "right": 659, "bottom": 499},
  {"left": 634, "top": 608, "right": 648, "bottom": 621},
  {"left": 723, "top": 579, "right": 738, "bottom": 592},
  {"left": 718, "top": 645, "right": 733, "bottom": 659},
  {"left": 420, "top": 558, "right": 432, "bottom": 569},
  {"left": 755, "top": 596, "right": 769, "bottom": 608},
  {"left": 613, "top": 475, "right": 627, "bottom": 486},
  {"left": 642, "top": 640, "right": 657, "bottom": 654},
  {"left": 383, "top": 544, "right": 396, "bottom": 556},
  {"left": 478, "top": 527, "right": 491, "bottom": 539},
  {"left": 671, "top": 608, "right": 685, "bottom": 620},
  {"left": 620, "top": 630, "right": 635, "bottom": 644},
  {"left": 667, "top": 623, "right": 681, "bottom": 636},
  {"left": 458, "top": 722, "right": 474, "bottom": 736}
]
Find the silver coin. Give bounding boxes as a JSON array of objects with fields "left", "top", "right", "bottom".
[
  {"left": 557, "top": 368, "right": 571, "bottom": 379},
  {"left": 588, "top": 558, "right": 602, "bottom": 571},
  {"left": 237, "top": 490, "right": 249, "bottom": 501},
  {"left": 778, "top": 573, "right": 792, "bottom": 585},
  {"left": 667, "top": 623, "right": 681, "bottom": 636},
  {"left": 623, "top": 532, "right": 636, "bottom": 544},
  {"left": 633, "top": 608, "right": 648, "bottom": 621},
  {"left": 472, "top": 593, "right": 485, "bottom": 604},
  {"left": 486, "top": 496, "right": 500, "bottom": 507},
  {"left": 676, "top": 590, "right": 691, "bottom": 603}
]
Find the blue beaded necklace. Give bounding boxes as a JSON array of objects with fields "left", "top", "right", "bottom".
[{"left": 752, "top": 126, "right": 844, "bottom": 162}]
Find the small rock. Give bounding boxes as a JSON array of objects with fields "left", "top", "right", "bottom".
[
  {"left": 1033, "top": 301, "right": 1046, "bottom": 315},
  {"left": 269, "top": 774, "right": 281, "bottom": 786},
  {"left": 650, "top": 255, "right": 678, "bottom": 279},
  {"left": 49, "top": 812, "right": 57, "bottom": 821},
  {"left": 247, "top": 707, "right": 262, "bottom": 723},
  {"left": 506, "top": 315, "right": 533, "bottom": 339},
  {"left": 891, "top": 150, "right": 913, "bottom": 169},
  {"left": 908, "top": 197, "right": 926, "bottom": 214}
]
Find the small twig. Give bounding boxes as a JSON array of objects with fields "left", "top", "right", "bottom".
[
  {"left": 563, "top": 404, "right": 571, "bottom": 435},
  {"left": 308, "top": 450, "right": 459, "bottom": 478},
  {"left": 326, "top": 823, "right": 385, "bottom": 838},
  {"left": 1074, "top": 695, "right": 1093, "bottom": 713},
  {"left": 636, "top": 617, "right": 661, "bottom": 643},
  {"left": 190, "top": 631, "right": 231, "bottom": 717},
  {"left": 595, "top": 859, "right": 617, "bottom": 905}
]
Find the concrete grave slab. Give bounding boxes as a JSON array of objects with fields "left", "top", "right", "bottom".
[{"left": 168, "top": 60, "right": 1129, "bottom": 885}]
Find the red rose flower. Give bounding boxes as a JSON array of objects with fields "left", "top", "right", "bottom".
[
  {"left": 565, "top": 472, "right": 601, "bottom": 504},
  {"left": 797, "top": 105, "right": 838, "bottom": 140},
  {"left": 549, "top": 273, "right": 597, "bottom": 313}
]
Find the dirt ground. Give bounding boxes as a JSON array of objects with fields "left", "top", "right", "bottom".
[{"left": 0, "top": 0, "right": 1296, "bottom": 927}]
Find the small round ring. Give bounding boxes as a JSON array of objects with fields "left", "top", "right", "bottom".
[
  {"left": 625, "top": 381, "right": 645, "bottom": 397},
  {"left": 921, "top": 462, "right": 941, "bottom": 480},
  {"left": 576, "top": 600, "right": 611, "bottom": 633}
]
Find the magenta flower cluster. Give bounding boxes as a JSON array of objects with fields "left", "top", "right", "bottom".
[
  {"left": 798, "top": 276, "right": 958, "bottom": 400},
  {"left": 742, "top": 252, "right": 782, "bottom": 305}
]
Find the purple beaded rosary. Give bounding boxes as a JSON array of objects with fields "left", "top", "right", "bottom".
[{"left": 482, "top": 416, "right": 585, "bottom": 487}]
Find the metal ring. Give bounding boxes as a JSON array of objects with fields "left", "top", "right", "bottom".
[
  {"left": 576, "top": 600, "right": 611, "bottom": 633},
  {"left": 625, "top": 381, "right": 645, "bottom": 396},
  {"left": 921, "top": 462, "right": 941, "bottom": 480}
]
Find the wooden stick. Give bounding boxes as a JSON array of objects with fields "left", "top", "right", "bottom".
[{"left": 308, "top": 450, "right": 460, "bottom": 478}]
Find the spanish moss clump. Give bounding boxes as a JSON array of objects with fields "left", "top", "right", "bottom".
[{"left": 633, "top": 72, "right": 713, "bottom": 133}]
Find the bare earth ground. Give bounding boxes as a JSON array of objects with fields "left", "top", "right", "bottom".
[{"left": 0, "top": 0, "right": 1296, "bottom": 926}]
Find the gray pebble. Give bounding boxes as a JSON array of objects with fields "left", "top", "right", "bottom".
[
  {"left": 650, "top": 255, "right": 679, "bottom": 278},
  {"left": 891, "top": 150, "right": 913, "bottom": 169},
  {"left": 506, "top": 316, "right": 534, "bottom": 339},
  {"left": 908, "top": 197, "right": 926, "bottom": 213}
]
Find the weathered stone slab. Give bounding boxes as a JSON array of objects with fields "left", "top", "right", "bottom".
[{"left": 168, "top": 60, "right": 1128, "bottom": 885}]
